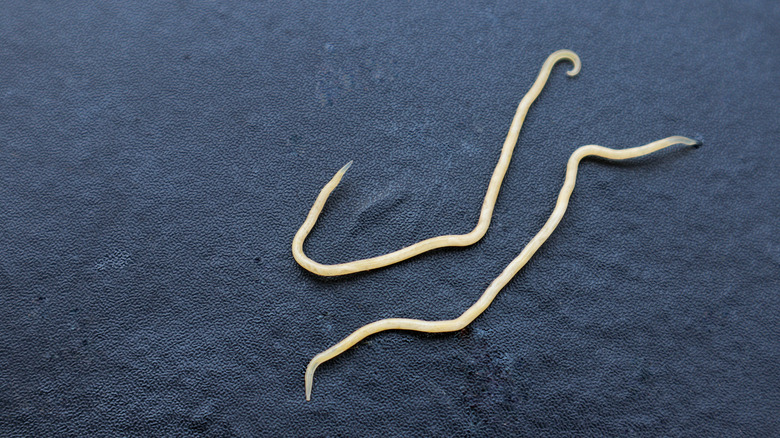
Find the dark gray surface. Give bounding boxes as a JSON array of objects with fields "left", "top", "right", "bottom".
[{"left": 1, "top": 1, "right": 778, "bottom": 436}]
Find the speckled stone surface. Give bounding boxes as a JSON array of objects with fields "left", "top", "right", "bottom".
[{"left": 1, "top": 1, "right": 778, "bottom": 436}]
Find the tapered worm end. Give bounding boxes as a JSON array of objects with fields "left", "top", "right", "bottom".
[
  {"left": 671, "top": 136, "right": 701, "bottom": 149},
  {"left": 339, "top": 160, "right": 353, "bottom": 174},
  {"left": 331, "top": 160, "right": 353, "bottom": 185},
  {"left": 305, "top": 362, "right": 317, "bottom": 401}
]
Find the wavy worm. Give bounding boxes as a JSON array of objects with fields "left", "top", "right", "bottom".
[
  {"left": 293, "top": 50, "right": 581, "bottom": 276},
  {"left": 305, "top": 136, "right": 700, "bottom": 400}
]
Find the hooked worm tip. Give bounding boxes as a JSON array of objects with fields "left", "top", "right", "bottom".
[{"left": 564, "top": 52, "right": 581, "bottom": 77}]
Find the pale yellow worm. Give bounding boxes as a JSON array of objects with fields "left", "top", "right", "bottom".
[
  {"left": 305, "top": 136, "right": 700, "bottom": 400},
  {"left": 293, "top": 50, "right": 581, "bottom": 276}
]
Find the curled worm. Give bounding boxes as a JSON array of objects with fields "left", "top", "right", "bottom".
[
  {"left": 305, "top": 136, "right": 701, "bottom": 400},
  {"left": 293, "top": 50, "right": 581, "bottom": 276}
]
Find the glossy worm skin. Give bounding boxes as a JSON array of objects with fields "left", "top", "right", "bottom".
[
  {"left": 305, "top": 136, "right": 701, "bottom": 401},
  {"left": 293, "top": 50, "right": 581, "bottom": 276}
]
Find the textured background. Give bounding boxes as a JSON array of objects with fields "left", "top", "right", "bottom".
[{"left": 1, "top": 1, "right": 778, "bottom": 436}]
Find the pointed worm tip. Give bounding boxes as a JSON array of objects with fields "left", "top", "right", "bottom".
[{"left": 333, "top": 160, "right": 353, "bottom": 181}]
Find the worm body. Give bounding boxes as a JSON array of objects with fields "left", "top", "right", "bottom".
[
  {"left": 305, "top": 136, "right": 700, "bottom": 401},
  {"left": 293, "top": 50, "right": 581, "bottom": 276}
]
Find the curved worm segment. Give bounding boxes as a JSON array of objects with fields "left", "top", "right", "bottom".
[
  {"left": 292, "top": 50, "right": 582, "bottom": 277},
  {"left": 304, "top": 136, "right": 699, "bottom": 400}
]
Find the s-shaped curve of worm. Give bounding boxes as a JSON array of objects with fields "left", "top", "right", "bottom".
[
  {"left": 293, "top": 50, "right": 581, "bottom": 276},
  {"left": 305, "top": 136, "right": 701, "bottom": 400}
]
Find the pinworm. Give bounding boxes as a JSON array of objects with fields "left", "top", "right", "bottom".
[
  {"left": 305, "top": 136, "right": 700, "bottom": 400},
  {"left": 293, "top": 50, "right": 581, "bottom": 276}
]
